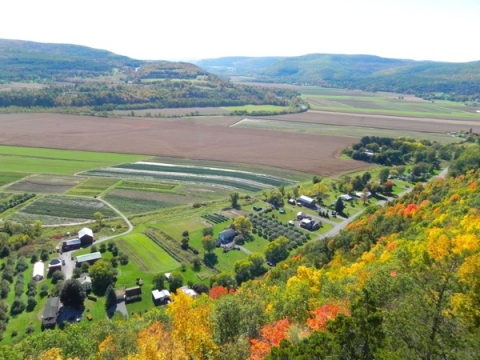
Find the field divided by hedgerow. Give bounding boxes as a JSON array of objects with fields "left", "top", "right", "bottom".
[{"left": 83, "top": 161, "right": 296, "bottom": 192}]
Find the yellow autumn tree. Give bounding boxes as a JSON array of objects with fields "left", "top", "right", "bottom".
[
  {"left": 127, "top": 322, "right": 187, "bottom": 360},
  {"left": 166, "top": 291, "right": 218, "bottom": 359}
]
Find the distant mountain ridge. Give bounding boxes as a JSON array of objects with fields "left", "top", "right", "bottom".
[
  {"left": 0, "top": 38, "right": 144, "bottom": 81},
  {"left": 196, "top": 54, "right": 480, "bottom": 99}
]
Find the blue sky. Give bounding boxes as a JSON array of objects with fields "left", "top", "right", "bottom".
[{"left": 1, "top": 0, "right": 478, "bottom": 62}]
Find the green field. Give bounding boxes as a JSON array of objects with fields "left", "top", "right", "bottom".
[
  {"left": 67, "top": 177, "right": 119, "bottom": 196},
  {"left": 300, "top": 88, "right": 479, "bottom": 119},
  {"left": 116, "top": 233, "right": 180, "bottom": 273},
  {"left": 116, "top": 180, "right": 177, "bottom": 192},
  {"left": 0, "top": 172, "right": 27, "bottom": 187},
  {"left": 221, "top": 104, "right": 290, "bottom": 112},
  {"left": 0, "top": 146, "right": 147, "bottom": 174},
  {"left": 18, "top": 195, "right": 116, "bottom": 220}
]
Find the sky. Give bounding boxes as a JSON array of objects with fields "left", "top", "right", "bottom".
[{"left": 1, "top": 0, "right": 479, "bottom": 62}]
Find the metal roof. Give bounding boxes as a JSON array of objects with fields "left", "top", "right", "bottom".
[
  {"left": 76, "top": 252, "right": 102, "bottom": 263},
  {"left": 64, "top": 239, "right": 81, "bottom": 246},
  {"left": 78, "top": 227, "right": 93, "bottom": 238},
  {"left": 152, "top": 289, "right": 170, "bottom": 300}
]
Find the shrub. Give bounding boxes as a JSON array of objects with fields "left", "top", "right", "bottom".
[
  {"left": 182, "top": 230, "right": 189, "bottom": 237},
  {"left": 10, "top": 298, "right": 26, "bottom": 315},
  {"left": 51, "top": 270, "right": 64, "bottom": 284}
]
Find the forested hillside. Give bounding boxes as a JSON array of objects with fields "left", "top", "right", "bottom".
[
  {"left": 0, "top": 39, "right": 142, "bottom": 81},
  {"left": 198, "top": 54, "right": 480, "bottom": 101},
  {"left": 1, "top": 145, "right": 479, "bottom": 359}
]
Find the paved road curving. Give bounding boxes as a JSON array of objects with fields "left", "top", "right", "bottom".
[{"left": 313, "top": 167, "right": 449, "bottom": 243}]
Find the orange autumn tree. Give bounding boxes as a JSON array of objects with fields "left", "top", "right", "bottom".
[
  {"left": 209, "top": 286, "right": 228, "bottom": 300},
  {"left": 127, "top": 322, "right": 187, "bottom": 360},
  {"left": 166, "top": 291, "right": 218, "bottom": 359},
  {"left": 307, "top": 303, "right": 350, "bottom": 331},
  {"left": 249, "top": 318, "right": 291, "bottom": 360}
]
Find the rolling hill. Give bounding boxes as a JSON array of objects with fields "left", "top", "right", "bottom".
[{"left": 196, "top": 54, "right": 480, "bottom": 99}]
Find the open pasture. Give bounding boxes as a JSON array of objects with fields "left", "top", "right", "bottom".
[
  {"left": 104, "top": 189, "right": 200, "bottom": 214},
  {"left": 84, "top": 161, "right": 296, "bottom": 192},
  {"left": 0, "top": 172, "right": 27, "bottom": 188},
  {"left": 18, "top": 195, "right": 116, "bottom": 220},
  {"left": 115, "top": 233, "right": 180, "bottom": 273},
  {"left": 67, "top": 177, "right": 119, "bottom": 196},
  {"left": 7, "top": 175, "right": 82, "bottom": 194},
  {"left": 0, "top": 113, "right": 368, "bottom": 175},
  {"left": 221, "top": 104, "right": 290, "bottom": 112}
]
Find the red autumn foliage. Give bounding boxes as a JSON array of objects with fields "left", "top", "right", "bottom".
[
  {"left": 307, "top": 304, "right": 350, "bottom": 332},
  {"left": 209, "top": 286, "right": 228, "bottom": 300},
  {"left": 249, "top": 318, "right": 291, "bottom": 360},
  {"left": 403, "top": 204, "right": 418, "bottom": 218}
]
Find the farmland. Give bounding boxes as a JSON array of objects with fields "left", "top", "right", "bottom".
[
  {"left": 83, "top": 161, "right": 296, "bottom": 192},
  {"left": 0, "top": 144, "right": 147, "bottom": 175},
  {"left": 66, "top": 177, "right": 119, "bottom": 196},
  {"left": 115, "top": 233, "right": 180, "bottom": 273},
  {"left": 0, "top": 172, "right": 27, "bottom": 187},
  {"left": 7, "top": 175, "right": 83, "bottom": 194},
  {"left": 14, "top": 195, "right": 116, "bottom": 223},
  {"left": 0, "top": 113, "right": 369, "bottom": 174},
  {"left": 105, "top": 190, "right": 197, "bottom": 214}
]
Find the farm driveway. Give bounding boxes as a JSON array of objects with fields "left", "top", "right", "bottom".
[{"left": 62, "top": 197, "right": 133, "bottom": 280}]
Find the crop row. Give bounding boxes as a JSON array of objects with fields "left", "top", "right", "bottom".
[
  {"left": 0, "top": 193, "right": 35, "bottom": 213},
  {"left": 144, "top": 227, "right": 197, "bottom": 264},
  {"left": 117, "top": 180, "right": 176, "bottom": 192},
  {"left": 85, "top": 168, "right": 268, "bottom": 192},
  {"left": 118, "top": 162, "right": 295, "bottom": 187},
  {"left": 21, "top": 196, "right": 116, "bottom": 219},
  {"left": 104, "top": 194, "right": 177, "bottom": 214},
  {"left": 201, "top": 213, "right": 228, "bottom": 224}
]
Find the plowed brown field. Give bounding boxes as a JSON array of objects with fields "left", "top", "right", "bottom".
[{"left": 0, "top": 113, "right": 370, "bottom": 175}]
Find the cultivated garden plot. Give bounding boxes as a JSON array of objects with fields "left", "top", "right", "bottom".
[
  {"left": 7, "top": 175, "right": 83, "bottom": 194},
  {"left": 14, "top": 195, "right": 116, "bottom": 223},
  {"left": 83, "top": 161, "right": 296, "bottom": 192},
  {"left": 104, "top": 189, "right": 202, "bottom": 214},
  {"left": 66, "top": 177, "right": 119, "bottom": 196}
]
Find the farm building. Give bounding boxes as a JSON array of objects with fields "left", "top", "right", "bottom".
[
  {"left": 48, "top": 258, "right": 62, "bottom": 272},
  {"left": 152, "top": 289, "right": 171, "bottom": 305},
  {"left": 300, "top": 218, "right": 314, "bottom": 230},
  {"left": 75, "top": 252, "right": 102, "bottom": 267},
  {"left": 125, "top": 286, "right": 142, "bottom": 303},
  {"left": 298, "top": 195, "right": 315, "bottom": 208},
  {"left": 78, "top": 227, "right": 94, "bottom": 245},
  {"left": 42, "top": 297, "right": 60, "bottom": 330},
  {"left": 165, "top": 273, "right": 172, "bottom": 281},
  {"left": 339, "top": 194, "right": 353, "bottom": 201},
  {"left": 297, "top": 212, "right": 306, "bottom": 220},
  {"left": 217, "top": 228, "right": 236, "bottom": 245},
  {"left": 180, "top": 286, "right": 198, "bottom": 298},
  {"left": 62, "top": 238, "right": 81, "bottom": 251},
  {"left": 354, "top": 191, "right": 372, "bottom": 198},
  {"left": 32, "top": 261, "right": 45, "bottom": 281},
  {"left": 79, "top": 274, "right": 92, "bottom": 293}
]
